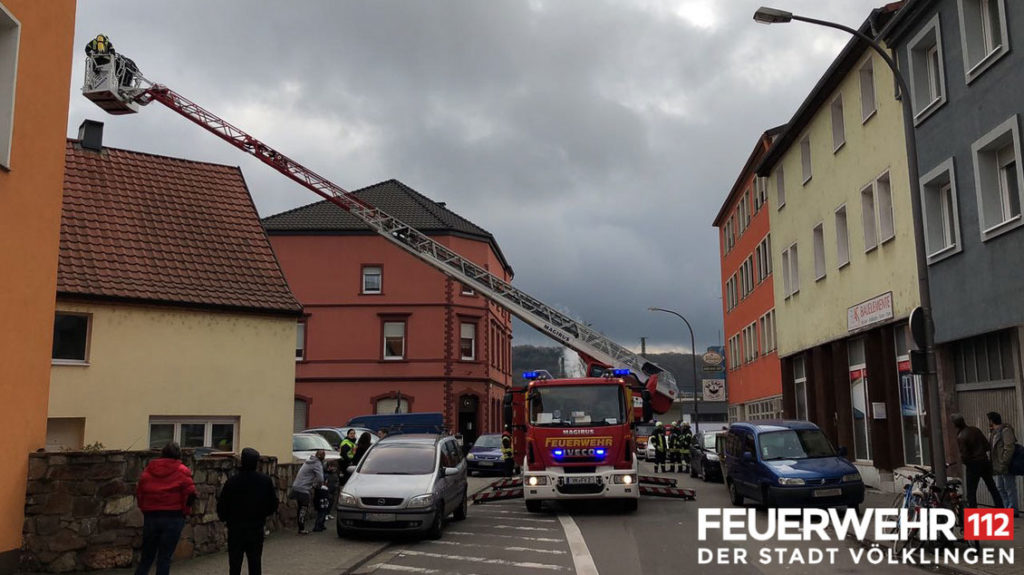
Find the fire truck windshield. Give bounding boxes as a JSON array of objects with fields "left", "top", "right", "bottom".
[{"left": 528, "top": 385, "right": 625, "bottom": 426}]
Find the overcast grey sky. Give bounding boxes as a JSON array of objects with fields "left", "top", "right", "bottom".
[{"left": 69, "top": 0, "right": 886, "bottom": 353}]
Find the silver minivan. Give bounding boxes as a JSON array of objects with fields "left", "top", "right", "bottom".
[{"left": 336, "top": 434, "right": 468, "bottom": 538}]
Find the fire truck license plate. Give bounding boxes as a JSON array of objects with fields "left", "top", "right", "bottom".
[
  {"left": 565, "top": 476, "right": 599, "bottom": 485},
  {"left": 812, "top": 488, "right": 842, "bottom": 498}
]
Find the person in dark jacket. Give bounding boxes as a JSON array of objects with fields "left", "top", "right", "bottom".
[
  {"left": 352, "top": 432, "right": 373, "bottom": 466},
  {"left": 987, "top": 411, "right": 1019, "bottom": 517},
  {"left": 953, "top": 414, "right": 1003, "bottom": 509},
  {"left": 217, "top": 448, "right": 278, "bottom": 575},
  {"left": 135, "top": 443, "right": 197, "bottom": 575},
  {"left": 290, "top": 450, "right": 324, "bottom": 534}
]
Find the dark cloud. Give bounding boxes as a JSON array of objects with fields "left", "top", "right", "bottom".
[{"left": 71, "top": 0, "right": 884, "bottom": 353}]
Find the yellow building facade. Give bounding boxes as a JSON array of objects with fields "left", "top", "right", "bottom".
[
  {"left": 758, "top": 6, "right": 928, "bottom": 487},
  {"left": 48, "top": 302, "right": 296, "bottom": 460}
]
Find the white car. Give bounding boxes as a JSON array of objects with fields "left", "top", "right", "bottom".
[
  {"left": 292, "top": 433, "right": 341, "bottom": 462},
  {"left": 645, "top": 440, "right": 656, "bottom": 461}
]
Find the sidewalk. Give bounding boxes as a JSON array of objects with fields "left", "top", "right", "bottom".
[{"left": 860, "top": 489, "right": 1021, "bottom": 575}]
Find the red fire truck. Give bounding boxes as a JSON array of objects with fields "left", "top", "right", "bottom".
[{"left": 504, "top": 369, "right": 649, "bottom": 512}]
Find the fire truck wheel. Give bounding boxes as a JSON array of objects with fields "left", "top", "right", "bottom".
[
  {"left": 454, "top": 490, "right": 468, "bottom": 521},
  {"left": 525, "top": 499, "right": 543, "bottom": 513},
  {"left": 623, "top": 498, "right": 638, "bottom": 512}
]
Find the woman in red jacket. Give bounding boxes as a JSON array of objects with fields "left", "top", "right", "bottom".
[{"left": 135, "top": 443, "right": 197, "bottom": 575}]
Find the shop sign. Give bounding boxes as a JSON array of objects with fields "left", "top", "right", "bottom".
[{"left": 847, "top": 292, "right": 893, "bottom": 332}]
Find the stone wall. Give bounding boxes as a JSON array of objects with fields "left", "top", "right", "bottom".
[{"left": 20, "top": 450, "right": 301, "bottom": 573}]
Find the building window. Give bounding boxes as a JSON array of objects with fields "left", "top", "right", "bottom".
[
  {"left": 895, "top": 325, "right": 929, "bottom": 466},
  {"left": 755, "top": 235, "right": 772, "bottom": 282},
  {"left": 460, "top": 322, "right": 476, "bottom": 360},
  {"left": 776, "top": 166, "right": 786, "bottom": 208},
  {"left": 782, "top": 243, "right": 799, "bottom": 298},
  {"left": 744, "top": 189, "right": 752, "bottom": 228},
  {"left": 149, "top": 417, "right": 238, "bottom": 451},
  {"left": 859, "top": 57, "right": 876, "bottom": 122},
  {"left": 812, "top": 223, "right": 826, "bottom": 281},
  {"left": 362, "top": 265, "right": 382, "bottom": 294},
  {"left": 800, "top": 135, "right": 812, "bottom": 184},
  {"left": 848, "top": 339, "right": 871, "bottom": 461},
  {"left": 759, "top": 310, "right": 776, "bottom": 353},
  {"left": 294, "top": 399, "right": 309, "bottom": 432},
  {"left": 793, "top": 356, "right": 808, "bottom": 421},
  {"left": 952, "top": 329, "right": 1015, "bottom": 385},
  {"left": 920, "top": 158, "right": 961, "bottom": 262},
  {"left": 835, "top": 205, "right": 850, "bottom": 268},
  {"left": 460, "top": 283, "right": 475, "bottom": 296},
  {"left": 907, "top": 15, "right": 946, "bottom": 124},
  {"left": 383, "top": 321, "right": 405, "bottom": 360},
  {"left": 52, "top": 313, "right": 90, "bottom": 363},
  {"left": 972, "top": 116, "right": 1023, "bottom": 240},
  {"left": 957, "top": 0, "right": 1008, "bottom": 83},
  {"left": 755, "top": 176, "right": 768, "bottom": 211},
  {"left": 861, "top": 183, "right": 878, "bottom": 252},
  {"left": 376, "top": 397, "right": 410, "bottom": 414},
  {"left": 296, "top": 321, "right": 306, "bottom": 361},
  {"left": 831, "top": 94, "right": 845, "bottom": 152},
  {"left": 876, "top": 172, "right": 895, "bottom": 243},
  {"left": 0, "top": 4, "right": 18, "bottom": 169}
]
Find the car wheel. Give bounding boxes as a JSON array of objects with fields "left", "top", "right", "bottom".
[
  {"left": 623, "top": 498, "right": 638, "bottom": 513},
  {"left": 336, "top": 520, "right": 350, "bottom": 539},
  {"left": 728, "top": 480, "right": 743, "bottom": 506},
  {"left": 453, "top": 490, "right": 468, "bottom": 521},
  {"left": 701, "top": 461, "right": 710, "bottom": 482},
  {"left": 757, "top": 486, "right": 772, "bottom": 511},
  {"left": 525, "top": 499, "right": 543, "bottom": 513},
  {"left": 426, "top": 504, "right": 445, "bottom": 540}
]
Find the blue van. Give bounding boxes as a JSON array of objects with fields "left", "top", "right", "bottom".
[
  {"left": 346, "top": 412, "right": 445, "bottom": 435},
  {"left": 721, "top": 421, "right": 864, "bottom": 509}
]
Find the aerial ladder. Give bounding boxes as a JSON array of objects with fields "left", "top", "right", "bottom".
[{"left": 82, "top": 46, "right": 679, "bottom": 413}]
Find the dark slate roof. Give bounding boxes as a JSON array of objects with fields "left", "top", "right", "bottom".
[
  {"left": 713, "top": 124, "right": 786, "bottom": 227},
  {"left": 59, "top": 140, "right": 303, "bottom": 315},
  {"left": 262, "top": 179, "right": 513, "bottom": 275}
]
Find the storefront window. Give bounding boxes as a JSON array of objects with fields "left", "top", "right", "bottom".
[
  {"left": 895, "top": 325, "right": 930, "bottom": 466},
  {"left": 793, "top": 356, "right": 808, "bottom": 420},
  {"left": 848, "top": 339, "right": 871, "bottom": 461}
]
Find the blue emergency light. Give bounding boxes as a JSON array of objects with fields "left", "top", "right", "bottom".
[
  {"left": 612, "top": 368, "right": 631, "bottom": 376},
  {"left": 523, "top": 371, "right": 539, "bottom": 380},
  {"left": 595, "top": 448, "right": 606, "bottom": 457},
  {"left": 552, "top": 449, "right": 565, "bottom": 458}
]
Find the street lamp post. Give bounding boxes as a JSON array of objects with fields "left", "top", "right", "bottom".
[
  {"left": 648, "top": 307, "right": 700, "bottom": 433},
  {"left": 753, "top": 7, "right": 947, "bottom": 486}
]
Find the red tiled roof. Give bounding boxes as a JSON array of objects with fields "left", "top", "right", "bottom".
[{"left": 59, "top": 140, "right": 302, "bottom": 315}]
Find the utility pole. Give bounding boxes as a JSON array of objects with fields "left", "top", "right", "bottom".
[{"left": 640, "top": 337, "right": 647, "bottom": 355}]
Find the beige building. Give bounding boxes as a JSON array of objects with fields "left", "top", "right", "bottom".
[
  {"left": 756, "top": 5, "right": 925, "bottom": 488},
  {"left": 47, "top": 124, "right": 302, "bottom": 460}
]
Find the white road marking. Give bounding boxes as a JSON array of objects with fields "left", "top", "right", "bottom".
[
  {"left": 425, "top": 540, "right": 566, "bottom": 554},
  {"left": 492, "top": 524, "right": 554, "bottom": 531},
  {"left": 446, "top": 530, "right": 565, "bottom": 542},
  {"left": 479, "top": 514, "right": 556, "bottom": 523},
  {"left": 368, "top": 564, "right": 440, "bottom": 574},
  {"left": 558, "top": 514, "right": 599, "bottom": 575},
  {"left": 397, "top": 550, "right": 569, "bottom": 571}
]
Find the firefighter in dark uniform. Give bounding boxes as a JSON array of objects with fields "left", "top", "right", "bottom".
[
  {"left": 501, "top": 429, "right": 515, "bottom": 477},
  {"left": 651, "top": 422, "right": 669, "bottom": 473},
  {"left": 85, "top": 34, "right": 114, "bottom": 58},
  {"left": 679, "top": 422, "right": 694, "bottom": 473},
  {"left": 669, "top": 422, "right": 683, "bottom": 473}
]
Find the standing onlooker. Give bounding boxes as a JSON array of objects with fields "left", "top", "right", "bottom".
[
  {"left": 377, "top": 429, "right": 389, "bottom": 440},
  {"left": 352, "top": 432, "right": 373, "bottom": 466},
  {"left": 217, "top": 448, "right": 278, "bottom": 575},
  {"left": 290, "top": 449, "right": 324, "bottom": 534},
  {"left": 952, "top": 414, "right": 1003, "bottom": 509},
  {"left": 135, "top": 443, "right": 197, "bottom": 575},
  {"left": 988, "top": 411, "right": 1019, "bottom": 517},
  {"left": 324, "top": 461, "right": 339, "bottom": 521}
]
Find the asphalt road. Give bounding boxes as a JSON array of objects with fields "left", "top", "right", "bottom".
[{"left": 353, "top": 462, "right": 962, "bottom": 575}]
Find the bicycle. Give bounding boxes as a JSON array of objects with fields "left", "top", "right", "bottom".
[{"left": 889, "top": 464, "right": 978, "bottom": 552}]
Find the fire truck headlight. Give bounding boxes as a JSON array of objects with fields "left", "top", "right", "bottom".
[
  {"left": 614, "top": 474, "right": 636, "bottom": 485},
  {"left": 527, "top": 475, "right": 548, "bottom": 486}
]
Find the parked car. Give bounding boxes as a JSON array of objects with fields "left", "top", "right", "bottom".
[
  {"left": 465, "top": 434, "right": 504, "bottom": 475},
  {"left": 336, "top": 434, "right": 468, "bottom": 538},
  {"left": 645, "top": 437, "right": 657, "bottom": 461},
  {"left": 690, "top": 430, "right": 725, "bottom": 482},
  {"left": 292, "top": 433, "right": 341, "bottom": 462},
  {"left": 304, "top": 427, "right": 379, "bottom": 451},
  {"left": 721, "top": 421, "right": 864, "bottom": 510},
  {"left": 635, "top": 423, "right": 656, "bottom": 460}
]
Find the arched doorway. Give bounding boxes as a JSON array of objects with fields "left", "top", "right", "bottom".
[{"left": 457, "top": 394, "right": 479, "bottom": 451}]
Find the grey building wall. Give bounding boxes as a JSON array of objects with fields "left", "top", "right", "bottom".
[{"left": 889, "top": 0, "right": 1024, "bottom": 344}]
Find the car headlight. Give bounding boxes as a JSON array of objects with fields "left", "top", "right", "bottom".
[
  {"left": 407, "top": 494, "right": 434, "bottom": 509},
  {"left": 778, "top": 477, "right": 805, "bottom": 486},
  {"left": 338, "top": 492, "right": 358, "bottom": 506},
  {"left": 613, "top": 474, "right": 636, "bottom": 485},
  {"left": 466, "top": 453, "right": 476, "bottom": 460},
  {"left": 526, "top": 475, "right": 548, "bottom": 486},
  {"left": 843, "top": 473, "right": 862, "bottom": 483}
]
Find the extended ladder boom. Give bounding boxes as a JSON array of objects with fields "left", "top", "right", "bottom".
[{"left": 82, "top": 55, "right": 678, "bottom": 410}]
